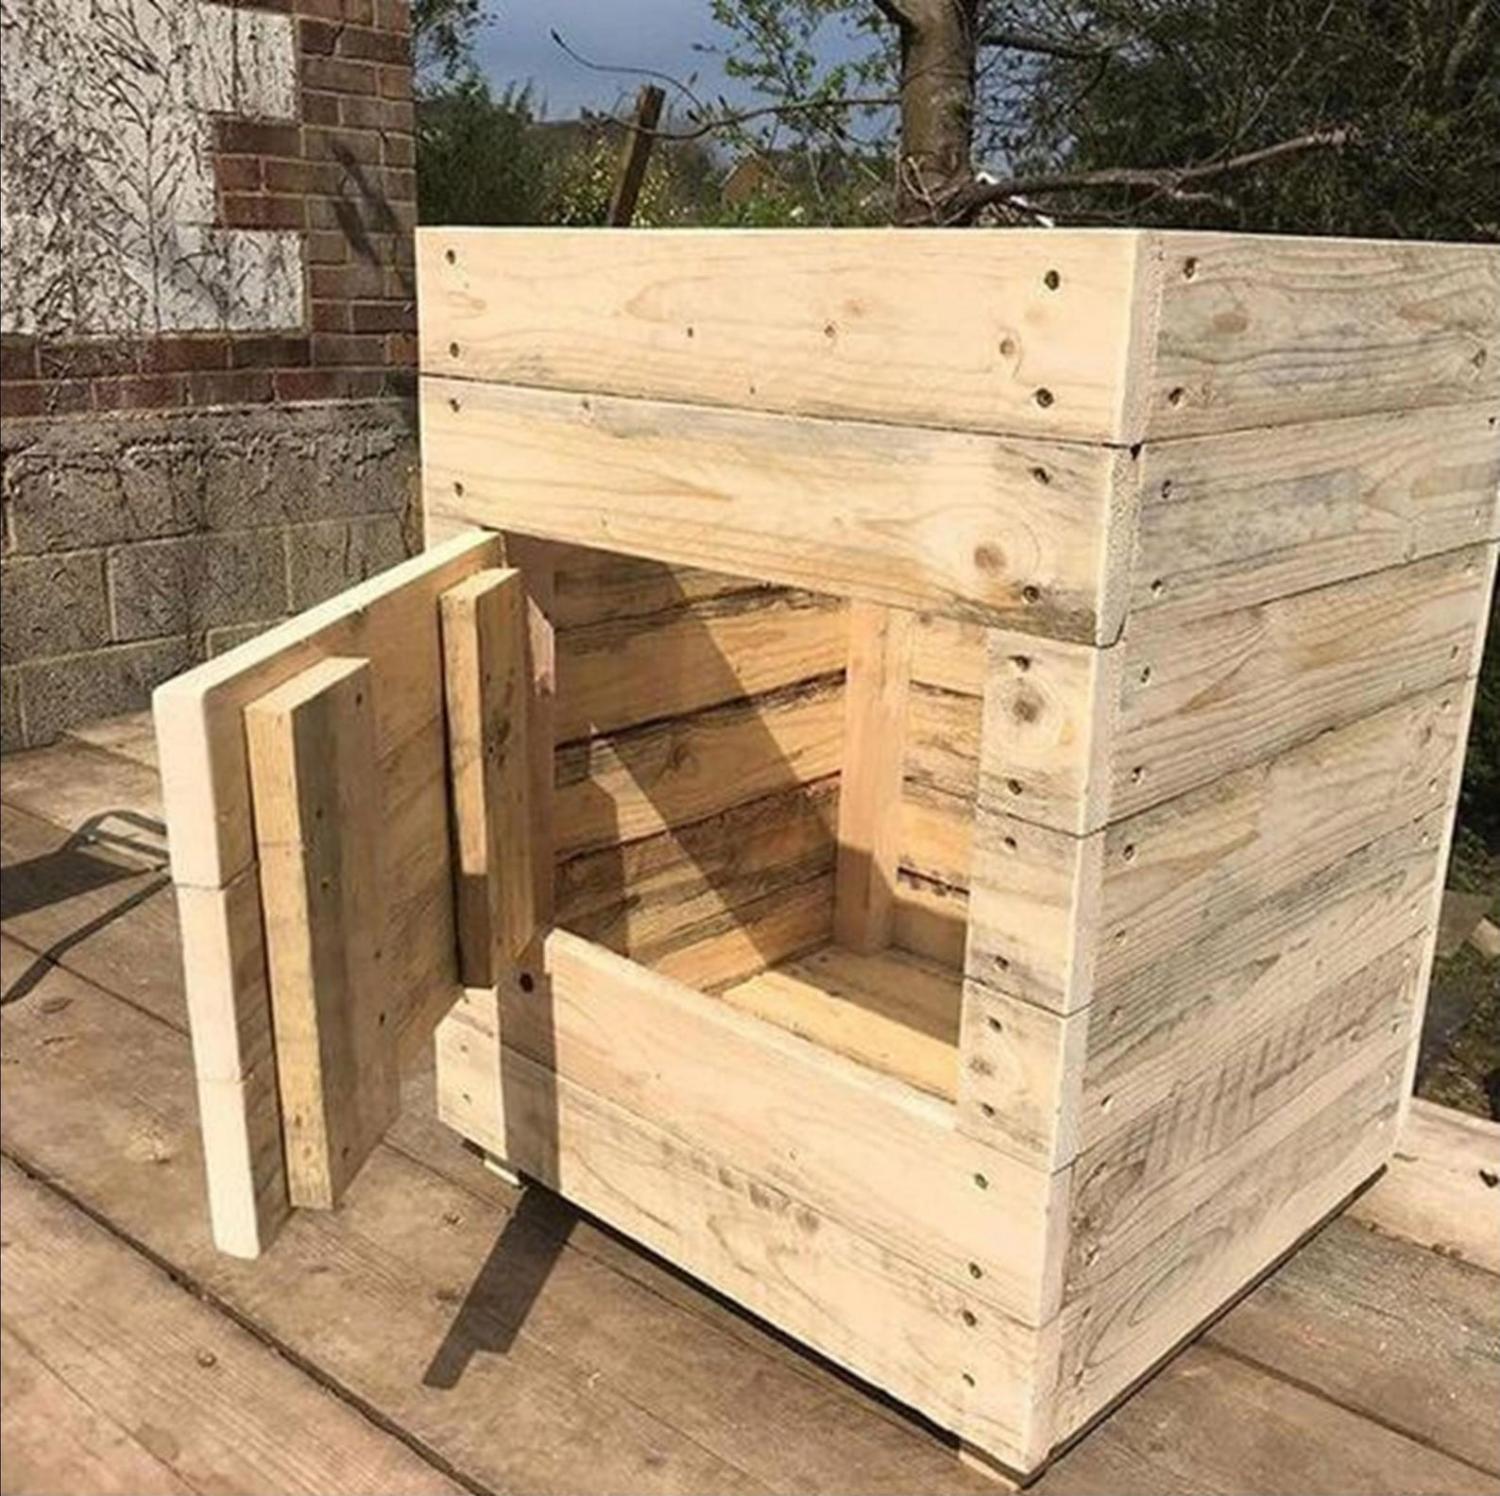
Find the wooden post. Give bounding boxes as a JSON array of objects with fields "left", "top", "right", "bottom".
[{"left": 607, "top": 84, "right": 666, "bottom": 226}]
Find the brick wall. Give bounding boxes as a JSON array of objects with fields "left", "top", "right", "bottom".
[{"left": 0, "top": 0, "right": 420, "bottom": 751}]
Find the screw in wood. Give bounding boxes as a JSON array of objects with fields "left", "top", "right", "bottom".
[
  {"left": 1034, "top": 387, "right": 1055, "bottom": 407},
  {"left": 1043, "top": 269, "right": 1061, "bottom": 290}
]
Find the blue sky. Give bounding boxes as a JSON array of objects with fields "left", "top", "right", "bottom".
[{"left": 473, "top": 1, "right": 870, "bottom": 120}]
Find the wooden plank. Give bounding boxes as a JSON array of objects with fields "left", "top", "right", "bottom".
[
  {"left": 154, "top": 527, "right": 499, "bottom": 889},
  {"left": 1, "top": 941, "right": 1022, "bottom": 1496},
  {"left": 498, "top": 1043, "right": 1057, "bottom": 1474},
  {"left": 936, "top": 543, "right": 1491, "bottom": 835},
  {"left": 550, "top": 542, "right": 777, "bottom": 631},
  {"left": 1133, "top": 403, "right": 1500, "bottom": 620},
  {"left": 152, "top": 533, "right": 494, "bottom": 1254},
  {"left": 899, "top": 785, "right": 974, "bottom": 894},
  {"left": 246, "top": 657, "right": 392, "bottom": 1209},
  {"left": 1037, "top": 1340, "right": 1498, "bottom": 1496},
  {"left": 0, "top": 1161, "right": 463, "bottom": 1496},
  {"left": 1056, "top": 1039, "right": 1405, "bottom": 1432},
  {"left": 554, "top": 675, "right": 844, "bottom": 857},
  {"left": 835, "top": 603, "right": 913, "bottom": 951},
  {"left": 606, "top": 83, "right": 664, "bottom": 226},
  {"left": 503, "top": 928, "right": 1068, "bottom": 1326},
  {"left": 1073, "top": 936, "right": 1421, "bottom": 1237},
  {"left": 0, "top": 949, "right": 781, "bottom": 1496},
  {"left": 441, "top": 567, "right": 535, "bottom": 982},
  {"left": 1145, "top": 232, "right": 1500, "bottom": 437},
  {"left": 557, "top": 586, "right": 846, "bottom": 744},
  {"left": 654, "top": 873, "right": 833, "bottom": 992},
  {"left": 557, "top": 779, "right": 837, "bottom": 970},
  {"left": 968, "top": 683, "right": 1466, "bottom": 1013},
  {"left": 1350, "top": 1100, "right": 1500, "bottom": 1274},
  {"left": 891, "top": 867, "right": 969, "bottom": 969},
  {"left": 1209, "top": 1216, "right": 1500, "bottom": 1477},
  {"left": 0, "top": 1325, "right": 198, "bottom": 1496},
  {"left": 715, "top": 945, "right": 960, "bottom": 1099},
  {"left": 422, "top": 377, "right": 1132, "bottom": 641},
  {"left": 419, "top": 227, "right": 1141, "bottom": 441}
]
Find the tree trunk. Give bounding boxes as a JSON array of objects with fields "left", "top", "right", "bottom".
[{"left": 877, "top": 0, "right": 979, "bottom": 223}]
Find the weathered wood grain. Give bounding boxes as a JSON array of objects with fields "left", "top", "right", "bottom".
[
  {"left": 499, "top": 1042, "right": 1057, "bottom": 1472},
  {"left": 502, "top": 929, "right": 1067, "bottom": 1326},
  {"left": 715, "top": 945, "right": 961, "bottom": 1099},
  {"left": 0, "top": 1160, "right": 463, "bottom": 1496},
  {"left": 1146, "top": 233, "right": 1500, "bottom": 437},
  {"left": 421, "top": 376, "right": 1131, "bottom": 639},
  {"left": 557, "top": 586, "right": 847, "bottom": 743},
  {"left": 1351, "top": 1099, "right": 1500, "bottom": 1275},
  {"left": 1133, "top": 403, "right": 1500, "bottom": 620},
  {"left": 419, "top": 227, "right": 1141, "bottom": 440},
  {"left": 246, "top": 657, "right": 393, "bottom": 1209},
  {"left": 554, "top": 675, "right": 844, "bottom": 857},
  {"left": 835, "top": 603, "right": 913, "bottom": 951},
  {"left": 441, "top": 567, "right": 535, "bottom": 982}
]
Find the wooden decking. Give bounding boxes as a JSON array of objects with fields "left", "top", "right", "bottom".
[{"left": 3, "top": 715, "right": 1498, "bottom": 1496}]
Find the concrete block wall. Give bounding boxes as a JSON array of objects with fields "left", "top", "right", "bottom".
[{"left": 0, "top": 0, "right": 419, "bottom": 751}]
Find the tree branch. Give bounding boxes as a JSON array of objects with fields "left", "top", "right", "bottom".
[
  {"left": 978, "top": 28, "right": 1114, "bottom": 60},
  {"left": 951, "top": 125, "right": 1352, "bottom": 222}
]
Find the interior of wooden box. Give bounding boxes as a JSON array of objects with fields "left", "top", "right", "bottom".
[{"left": 547, "top": 541, "right": 982, "bottom": 1100}]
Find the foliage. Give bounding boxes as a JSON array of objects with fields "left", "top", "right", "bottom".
[
  {"left": 997, "top": 0, "right": 1500, "bottom": 241},
  {"left": 415, "top": 78, "right": 550, "bottom": 226},
  {"left": 1463, "top": 596, "right": 1500, "bottom": 848},
  {"left": 411, "top": 0, "right": 487, "bottom": 87}
]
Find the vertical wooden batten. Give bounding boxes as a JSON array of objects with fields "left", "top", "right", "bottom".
[
  {"left": 834, "top": 603, "right": 914, "bottom": 953},
  {"left": 245, "top": 656, "right": 393, "bottom": 1210},
  {"left": 440, "top": 567, "right": 535, "bottom": 985}
]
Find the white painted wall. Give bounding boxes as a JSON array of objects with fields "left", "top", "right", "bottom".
[{"left": 0, "top": 0, "right": 304, "bottom": 337}]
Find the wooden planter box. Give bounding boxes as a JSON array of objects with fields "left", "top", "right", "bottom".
[{"left": 156, "top": 229, "right": 1498, "bottom": 1482}]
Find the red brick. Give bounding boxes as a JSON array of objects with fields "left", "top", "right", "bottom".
[
  {"left": 144, "top": 336, "right": 232, "bottom": 373},
  {"left": 215, "top": 155, "right": 264, "bottom": 192},
  {"left": 0, "top": 337, "right": 38, "bottom": 381},
  {"left": 299, "top": 16, "right": 338, "bottom": 52},
  {"left": 239, "top": 0, "right": 294, "bottom": 10},
  {"left": 377, "top": 64, "right": 411, "bottom": 100},
  {"left": 293, "top": 0, "right": 344, "bottom": 19},
  {"left": 189, "top": 369, "right": 274, "bottom": 406},
  {"left": 303, "top": 55, "right": 377, "bottom": 93},
  {"left": 38, "top": 341, "right": 138, "bottom": 378},
  {"left": 232, "top": 335, "right": 313, "bottom": 369},
  {"left": 383, "top": 167, "right": 415, "bottom": 203},
  {"left": 337, "top": 24, "right": 407, "bottom": 63},
  {"left": 306, "top": 125, "right": 382, "bottom": 163},
  {"left": 382, "top": 132, "right": 414, "bottom": 167},
  {"left": 384, "top": 331, "right": 417, "bottom": 365},
  {"left": 261, "top": 158, "right": 320, "bottom": 194},
  {"left": 311, "top": 332, "right": 388, "bottom": 366},
  {"left": 0, "top": 381, "right": 44, "bottom": 418},
  {"left": 222, "top": 193, "right": 306, "bottom": 230},
  {"left": 373, "top": 0, "right": 409, "bottom": 32},
  {"left": 310, "top": 262, "right": 386, "bottom": 299},
  {"left": 350, "top": 300, "right": 413, "bottom": 333},
  {"left": 302, "top": 89, "right": 341, "bottom": 125},
  {"left": 311, "top": 300, "right": 351, "bottom": 332},
  {"left": 308, "top": 230, "right": 349, "bottom": 264},
  {"left": 343, "top": 0, "right": 374, "bottom": 24},
  {"left": 384, "top": 99, "right": 414, "bottom": 132},
  {"left": 276, "top": 366, "right": 385, "bottom": 401},
  {"left": 97, "top": 374, "right": 185, "bottom": 410},
  {"left": 382, "top": 366, "right": 416, "bottom": 398},
  {"left": 216, "top": 119, "right": 302, "bottom": 156}
]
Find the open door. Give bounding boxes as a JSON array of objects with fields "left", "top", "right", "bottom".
[{"left": 153, "top": 529, "right": 547, "bottom": 1257}]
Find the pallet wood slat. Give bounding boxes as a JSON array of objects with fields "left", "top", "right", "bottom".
[
  {"left": 834, "top": 603, "right": 914, "bottom": 951},
  {"left": 151, "top": 225, "right": 1500, "bottom": 1477},
  {"left": 441, "top": 567, "right": 535, "bottom": 982},
  {"left": 246, "top": 656, "right": 393, "bottom": 1209}
]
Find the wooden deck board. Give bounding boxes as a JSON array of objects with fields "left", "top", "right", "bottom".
[
  {"left": 0, "top": 1160, "right": 464, "bottom": 1496},
  {"left": 2, "top": 726, "right": 1496, "bottom": 1496}
]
